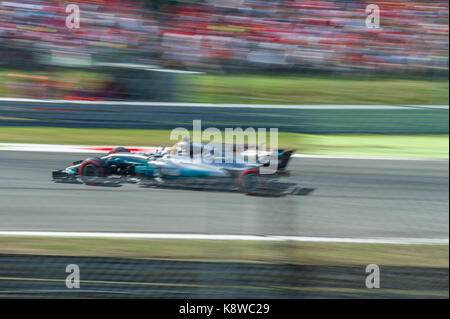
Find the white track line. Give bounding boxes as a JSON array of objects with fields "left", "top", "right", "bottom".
[
  {"left": 0, "top": 143, "right": 447, "bottom": 161},
  {"left": 0, "top": 231, "right": 447, "bottom": 245},
  {"left": 290, "top": 154, "right": 448, "bottom": 161},
  {"left": 0, "top": 143, "right": 160, "bottom": 154},
  {"left": 0, "top": 98, "right": 448, "bottom": 109}
]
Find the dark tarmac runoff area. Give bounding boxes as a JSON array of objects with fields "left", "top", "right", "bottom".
[
  {"left": 0, "top": 151, "right": 448, "bottom": 238},
  {"left": 0, "top": 151, "right": 448, "bottom": 298},
  {"left": 0, "top": 254, "right": 448, "bottom": 298}
]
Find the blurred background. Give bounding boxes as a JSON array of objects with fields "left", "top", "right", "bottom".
[
  {"left": 0, "top": 0, "right": 448, "bottom": 101},
  {"left": 0, "top": 0, "right": 448, "bottom": 299}
]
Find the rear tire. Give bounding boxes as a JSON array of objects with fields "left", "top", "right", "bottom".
[
  {"left": 237, "top": 169, "right": 262, "bottom": 195},
  {"left": 78, "top": 159, "right": 104, "bottom": 185}
]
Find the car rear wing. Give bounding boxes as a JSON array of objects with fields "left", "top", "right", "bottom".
[{"left": 277, "top": 149, "right": 294, "bottom": 170}]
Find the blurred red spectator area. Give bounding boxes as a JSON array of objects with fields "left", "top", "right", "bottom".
[{"left": 0, "top": 0, "right": 447, "bottom": 73}]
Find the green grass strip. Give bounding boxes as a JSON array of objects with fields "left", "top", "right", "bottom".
[
  {"left": 0, "top": 236, "right": 447, "bottom": 268},
  {"left": 180, "top": 74, "right": 449, "bottom": 105}
]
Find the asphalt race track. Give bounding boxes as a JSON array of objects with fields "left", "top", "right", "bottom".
[{"left": 0, "top": 151, "right": 448, "bottom": 239}]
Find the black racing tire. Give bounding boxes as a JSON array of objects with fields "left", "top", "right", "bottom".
[
  {"left": 78, "top": 158, "right": 104, "bottom": 185},
  {"left": 237, "top": 169, "right": 263, "bottom": 195}
]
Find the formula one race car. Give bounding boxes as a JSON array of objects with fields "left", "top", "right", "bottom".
[{"left": 52, "top": 144, "right": 294, "bottom": 195}]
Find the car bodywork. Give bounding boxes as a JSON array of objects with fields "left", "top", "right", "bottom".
[{"left": 52, "top": 145, "right": 294, "bottom": 194}]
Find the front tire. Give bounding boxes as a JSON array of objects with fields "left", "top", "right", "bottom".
[{"left": 78, "top": 159, "right": 104, "bottom": 185}]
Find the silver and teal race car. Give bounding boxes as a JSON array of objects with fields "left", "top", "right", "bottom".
[{"left": 52, "top": 144, "right": 293, "bottom": 195}]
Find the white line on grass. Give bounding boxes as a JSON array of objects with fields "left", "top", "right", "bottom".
[
  {"left": 0, "top": 231, "right": 447, "bottom": 245},
  {"left": 0, "top": 98, "right": 447, "bottom": 109}
]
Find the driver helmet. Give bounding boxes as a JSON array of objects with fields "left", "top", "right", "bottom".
[{"left": 176, "top": 137, "right": 191, "bottom": 156}]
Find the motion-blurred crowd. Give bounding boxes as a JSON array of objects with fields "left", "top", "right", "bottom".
[{"left": 0, "top": 0, "right": 448, "bottom": 73}]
